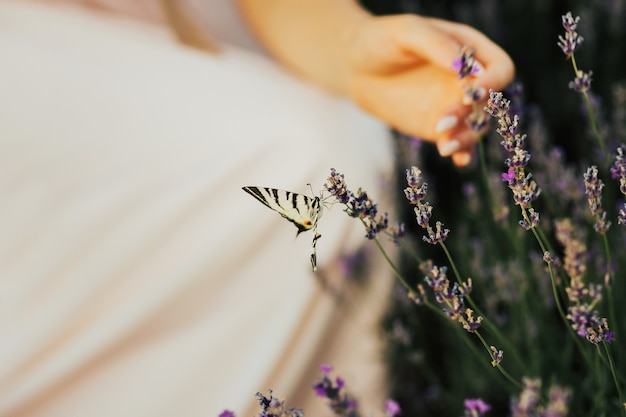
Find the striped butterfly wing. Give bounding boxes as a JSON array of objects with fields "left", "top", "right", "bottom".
[{"left": 242, "top": 186, "right": 322, "bottom": 271}]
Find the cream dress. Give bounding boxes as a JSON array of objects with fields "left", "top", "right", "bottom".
[{"left": 0, "top": 1, "right": 395, "bottom": 416}]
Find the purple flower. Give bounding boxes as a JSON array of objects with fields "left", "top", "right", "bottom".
[
  {"left": 451, "top": 46, "right": 481, "bottom": 79},
  {"left": 405, "top": 166, "right": 449, "bottom": 243},
  {"left": 485, "top": 90, "right": 542, "bottom": 229},
  {"left": 391, "top": 222, "right": 406, "bottom": 246},
  {"left": 219, "top": 411, "right": 236, "bottom": 417},
  {"left": 511, "top": 378, "right": 541, "bottom": 414},
  {"left": 464, "top": 398, "right": 490, "bottom": 416},
  {"left": 326, "top": 168, "right": 350, "bottom": 204},
  {"left": 610, "top": 144, "right": 626, "bottom": 180},
  {"left": 584, "top": 166, "right": 611, "bottom": 234},
  {"left": 501, "top": 168, "right": 515, "bottom": 183},
  {"left": 619, "top": 203, "right": 626, "bottom": 225},
  {"left": 313, "top": 384, "right": 328, "bottom": 397},
  {"left": 569, "top": 70, "right": 593, "bottom": 92},
  {"left": 561, "top": 11, "right": 580, "bottom": 32},
  {"left": 544, "top": 385, "right": 572, "bottom": 417},
  {"left": 423, "top": 221, "right": 450, "bottom": 245},
  {"left": 557, "top": 12, "right": 583, "bottom": 57},
  {"left": 385, "top": 399, "right": 401, "bottom": 417},
  {"left": 484, "top": 90, "right": 510, "bottom": 118},
  {"left": 312, "top": 364, "right": 359, "bottom": 416}
]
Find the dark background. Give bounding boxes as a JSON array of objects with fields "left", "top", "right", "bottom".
[{"left": 358, "top": 1, "right": 626, "bottom": 415}]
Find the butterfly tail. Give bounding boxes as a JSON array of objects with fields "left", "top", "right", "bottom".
[{"left": 310, "top": 232, "right": 321, "bottom": 272}]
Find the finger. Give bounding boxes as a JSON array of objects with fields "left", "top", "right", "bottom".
[
  {"left": 437, "top": 127, "right": 480, "bottom": 157},
  {"left": 384, "top": 15, "right": 466, "bottom": 71},
  {"left": 452, "top": 150, "right": 473, "bottom": 167}
]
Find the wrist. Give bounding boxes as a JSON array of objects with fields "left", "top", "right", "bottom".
[{"left": 332, "top": 3, "right": 373, "bottom": 95}]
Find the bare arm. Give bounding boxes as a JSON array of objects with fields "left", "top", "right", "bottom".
[
  {"left": 237, "top": 0, "right": 515, "bottom": 167},
  {"left": 237, "top": 0, "right": 370, "bottom": 95}
]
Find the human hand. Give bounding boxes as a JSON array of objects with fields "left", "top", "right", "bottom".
[{"left": 344, "top": 14, "right": 515, "bottom": 167}]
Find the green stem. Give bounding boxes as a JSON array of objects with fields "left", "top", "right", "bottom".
[
  {"left": 474, "top": 330, "right": 523, "bottom": 390},
  {"left": 372, "top": 235, "right": 414, "bottom": 295},
  {"left": 547, "top": 262, "right": 595, "bottom": 370},
  {"left": 603, "top": 343, "right": 626, "bottom": 416},
  {"left": 438, "top": 241, "right": 526, "bottom": 371},
  {"left": 383, "top": 230, "right": 424, "bottom": 265},
  {"left": 570, "top": 54, "right": 609, "bottom": 163}
]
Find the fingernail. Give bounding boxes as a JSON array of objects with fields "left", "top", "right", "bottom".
[
  {"left": 456, "top": 152, "right": 472, "bottom": 167},
  {"left": 439, "top": 140, "right": 461, "bottom": 157},
  {"left": 435, "top": 115, "right": 458, "bottom": 133}
]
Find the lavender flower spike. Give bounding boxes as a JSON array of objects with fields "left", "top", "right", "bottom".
[
  {"left": 451, "top": 45, "right": 481, "bottom": 80},
  {"left": 558, "top": 12, "right": 583, "bottom": 57}
]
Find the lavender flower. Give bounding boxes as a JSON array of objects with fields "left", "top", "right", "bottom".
[
  {"left": 584, "top": 165, "right": 611, "bottom": 234},
  {"left": 558, "top": 12, "right": 583, "bottom": 57},
  {"left": 610, "top": 145, "right": 626, "bottom": 224},
  {"left": 326, "top": 168, "right": 350, "bottom": 204},
  {"left": 543, "top": 385, "right": 572, "bottom": 417},
  {"left": 555, "top": 219, "right": 587, "bottom": 280},
  {"left": 312, "top": 364, "right": 359, "bottom": 417},
  {"left": 511, "top": 378, "right": 541, "bottom": 417},
  {"left": 452, "top": 46, "right": 481, "bottom": 80},
  {"left": 326, "top": 169, "right": 393, "bottom": 240},
  {"left": 585, "top": 318, "right": 615, "bottom": 344},
  {"left": 519, "top": 208, "right": 540, "bottom": 231},
  {"left": 584, "top": 166, "right": 605, "bottom": 215},
  {"left": 255, "top": 390, "right": 304, "bottom": 417},
  {"left": 404, "top": 166, "right": 449, "bottom": 244},
  {"left": 511, "top": 379, "right": 572, "bottom": 417},
  {"left": 423, "top": 264, "right": 481, "bottom": 332},
  {"left": 384, "top": 399, "right": 401, "bottom": 417},
  {"left": 463, "top": 398, "right": 491, "bottom": 417},
  {"left": 555, "top": 219, "right": 613, "bottom": 343},
  {"left": 569, "top": 70, "right": 593, "bottom": 92},
  {"left": 485, "top": 90, "right": 542, "bottom": 228},
  {"left": 452, "top": 46, "right": 488, "bottom": 133},
  {"left": 610, "top": 144, "right": 626, "bottom": 180},
  {"left": 490, "top": 346, "right": 503, "bottom": 367}
]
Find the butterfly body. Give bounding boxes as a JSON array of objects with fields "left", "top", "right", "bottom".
[{"left": 242, "top": 186, "right": 322, "bottom": 271}]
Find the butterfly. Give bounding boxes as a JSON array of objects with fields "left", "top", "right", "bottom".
[{"left": 242, "top": 186, "right": 322, "bottom": 271}]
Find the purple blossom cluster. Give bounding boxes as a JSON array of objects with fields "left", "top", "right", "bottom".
[
  {"left": 452, "top": 46, "right": 488, "bottom": 132},
  {"left": 569, "top": 70, "right": 593, "bottom": 93},
  {"left": 490, "top": 346, "right": 503, "bottom": 367},
  {"left": 451, "top": 46, "right": 481, "bottom": 80},
  {"left": 404, "top": 166, "right": 449, "bottom": 244},
  {"left": 312, "top": 364, "right": 359, "bottom": 417},
  {"left": 555, "top": 219, "right": 614, "bottom": 344},
  {"left": 423, "top": 262, "right": 482, "bottom": 333},
  {"left": 463, "top": 398, "right": 490, "bottom": 417},
  {"left": 485, "top": 90, "right": 541, "bottom": 228},
  {"left": 326, "top": 169, "right": 404, "bottom": 242},
  {"left": 583, "top": 166, "right": 611, "bottom": 234},
  {"left": 610, "top": 144, "right": 626, "bottom": 224},
  {"left": 510, "top": 379, "right": 571, "bottom": 417},
  {"left": 384, "top": 399, "right": 401, "bottom": 417},
  {"left": 558, "top": 12, "right": 592, "bottom": 92},
  {"left": 557, "top": 12, "right": 583, "bottom": 57},
  {"left": 312, "top": 365, "right": 401, "bottom": 417},
  {"left": 218, "top": 390, "right": 304, "bottom": 417}
]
